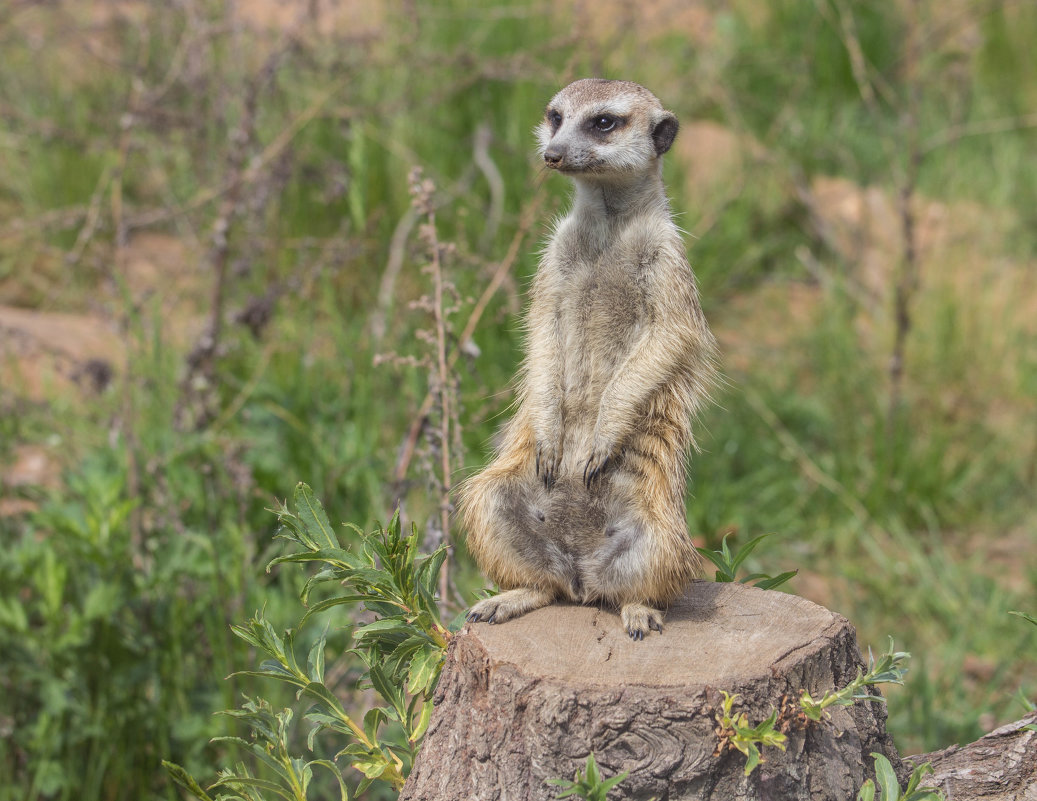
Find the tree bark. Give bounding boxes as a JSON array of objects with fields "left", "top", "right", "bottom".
[
  {"left": 912, "top": 713, "right": 1037, "bottom": 800},
  {"left": 402, "top": 580, "right": 903, "bottom": 801}
]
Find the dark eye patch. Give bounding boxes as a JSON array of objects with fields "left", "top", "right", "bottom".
[
  {"left": 547, "top": 109, "right": 563, "bottom": 132},
  {"left": 586, "top": 114, "right": 623, "bottom": 135}
]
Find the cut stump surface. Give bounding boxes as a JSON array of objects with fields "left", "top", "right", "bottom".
[{"left": 401, "top": 580, "right": 901, "bottom": 801}]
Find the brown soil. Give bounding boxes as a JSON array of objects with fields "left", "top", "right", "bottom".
[{"left": 0, "top": 304, "right": 124, "bottom": 399}]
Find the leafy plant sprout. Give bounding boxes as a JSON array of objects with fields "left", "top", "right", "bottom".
[
  {"left": 856, "top": 754, "right": 944, "bottom": 801},
  {"left": 165, "top": 483, "right": 452, "bottom": 799},
  {"left": 715, "top": 640, "right": 911, "bottom": 777},
  {"left": 547, "top": 753, "right": 641, "bottom": 801},
  {"left": 800, "top": 640, "right": 909, "bottom": 722},
  {"left": 696, "top": 532, "right": 798, "bottom": 589},
  {"left": 713, "top": 691, "right": 788, "bottom": 776}
]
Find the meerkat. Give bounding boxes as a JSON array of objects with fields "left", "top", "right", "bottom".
[{"left": 460, "top": 79, "right": 719, "bottom": 640}]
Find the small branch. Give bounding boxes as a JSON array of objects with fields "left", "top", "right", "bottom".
[
  {"left": 888, "top": 0, "right": 924, "bottom": 425},
  {"left": 423, "top": 198, "right": 454, "bottom": 606},
  {"left": 64, "top": 162, "right": 115, "bottom": 268},
  {"left": 815, "top": 0, "right": 897, "bottom": 113},
  {"left": 125, "top": 84, "right": 347, "bottom": 232},
  {"left": 825, "top": 0, "right": 877, "bottom": 114},
  {"left": 473, "top": 121, "right": 505, "bottom": 251},
  {"left": 174, "top": 37, "right": 295, "bottom": 429},
  {"left": 371, "top": 205, "right": 419, "bottom": 343},
  {"left": 922, "top": 111, "right": 1037, "bottom": 155}
]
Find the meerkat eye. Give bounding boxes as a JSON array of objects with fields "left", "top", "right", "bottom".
[
  {"left": 593, "top": 115, "right": 617, "bottom": 132},
  {"left": 547, "top": 110, "right": 563, "bottom": 132}
]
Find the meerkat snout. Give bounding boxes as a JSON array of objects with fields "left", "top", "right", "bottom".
[{"left": 543, "top": 142, "right": 567, "bottom": 167}]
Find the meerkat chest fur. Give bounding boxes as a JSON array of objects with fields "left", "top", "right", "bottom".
[{"left": 541, "top": 214, "right": 679, "bottom": 423}]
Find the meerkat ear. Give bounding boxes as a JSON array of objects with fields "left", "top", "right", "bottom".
[{"left": 651, "top": 112, "right": 679, "bottom": 156}]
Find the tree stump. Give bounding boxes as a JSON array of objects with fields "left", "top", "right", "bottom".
[
  {"left": 401, "top": 580, "right": 902, "bottom": 801},
  {"left": 913, "top": 712, "right": 1037, "bottom": 800}
]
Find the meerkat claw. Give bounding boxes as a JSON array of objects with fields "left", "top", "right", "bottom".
[
  {"left": 536, "top": 445, "right": 560, "bottom": 490},
  {"left": 583, "top": 454, "right": 610, "bottom": 488}
]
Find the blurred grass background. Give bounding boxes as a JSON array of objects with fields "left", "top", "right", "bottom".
[{"left": 0, "top": 1, "right": 1034, "bottom": 799}]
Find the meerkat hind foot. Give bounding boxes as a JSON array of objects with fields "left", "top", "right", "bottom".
[
  {"left": 466, "top": 587, "right": 554, "bottom": 625},
  {"left": 621, "top": 603, "right": 664, "bottom": 641}
]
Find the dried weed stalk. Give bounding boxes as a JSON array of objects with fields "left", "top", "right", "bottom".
[{"left": 375, "top": 168, "right": 466, "bottom": 607}]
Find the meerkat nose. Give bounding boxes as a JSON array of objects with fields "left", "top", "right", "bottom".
[{"left": 544, "top": 144, "right": 567, "bottom": 166}]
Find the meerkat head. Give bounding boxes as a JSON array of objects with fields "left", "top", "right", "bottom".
[{"left": 536, "top": 79, "right": 678, "bottom": 179}]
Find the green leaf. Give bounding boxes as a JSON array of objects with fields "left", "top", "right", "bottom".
[
  {"left": 336, "top": 743, "right": 373, "bottom": 758},
  {"left": 1009, "top": 610, "right": 1037, "bottom": 627},
  {"left": 211, "top": 774, "right": 296, "bottom": 800},
  {"left": 742, "top": 742, "right": 762, "bottom": 776},
  {"left": 347, "top": 747, "right": 393, "bottom": 780},
  {"left": 307, "top": 629, "right": 327, "bottom": 683},
  {"left": 728, "top": 533, "right": 772, "bottom": 573},
  {"left": 300, "top": 567, "right": 342, "bottom": 605},
  {"left": 306, "top": 714, "right": 359, "bottom": 740},
  {"left": 872, "top": 753, "right": 901, "bottom": 800},
  {"left": 229, "top": 668, "right": 308, "bottom": 690},
  {"left": 755, "top": 570, "right": 798, "bottom": 590},
  {"left": 300, "top": 681, "right": 347, "bottom": 719},
  {"left": 696, "top": 544, "right": 735, "bottom": 580},
  {"left": 267, "top": 549, "right": 364, "bottom": 571},
  {"left": 0, "top": 597, "right": 28, "bottom": 633},
  {"left": 903, "top": 760, "right": 930, "bottom": 793},
  {"left": 354, "top": 618, "right": 411, "bottom": 637},
  {"left": 368, "top": 662, "right": 407, "bottom": 722},
  {"left": 585, "top": 752, "right": 600, "bottom": 785},
  {"left": 415, "top": 547, "right": 448, "bottom": 607},
  {"left": 294, "top": 482, "right": 338, "bottom": 550},
  {"left": 306, "top": 759, "right": 350, "bottom": 801},
  {"left": 162, "top": 761, "right": 216, "bottom": 801},
  {"left": 597, "top": 771, "right": 630, "bottom": 794},
  {"left": 406, "top": 644, "right": 442, "bottom": 695},
  {"left": 857, "top": 779, "right": 876, "bottom": 801},
  {"left": 409, "top": 698, "right": 434, "bottom": 742},
  {"left": 211, "top": 737, "right": 286, "bottom": 780},
  {"left": 363, "top": 707, "right": 387, "bottom": 744},
  {"left": 82, "top": 582, "right": 120, "bottom": 620},
  {"left": 298, "top": 594, "right": 369, "bottom": 625}
]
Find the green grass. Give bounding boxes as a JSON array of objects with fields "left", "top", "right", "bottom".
[{"left": 1, "top": 1, "right": 1035, "bottom": 798}]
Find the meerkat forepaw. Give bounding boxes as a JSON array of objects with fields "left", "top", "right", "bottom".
[
  {"left": 582, "top": 430, "right": 619, "bottom": 488},
  {"left": 467, "top": 588, "right": 555, "bottom": 626},
  {"left": 582, "top": 447, "right": 613, "bottom": 488},
  {"left": 535, "top": 442, "right": 562, "bottom": 489},
  {"left": 621, "top": 603, "right": 663, "bottom": 640}
]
